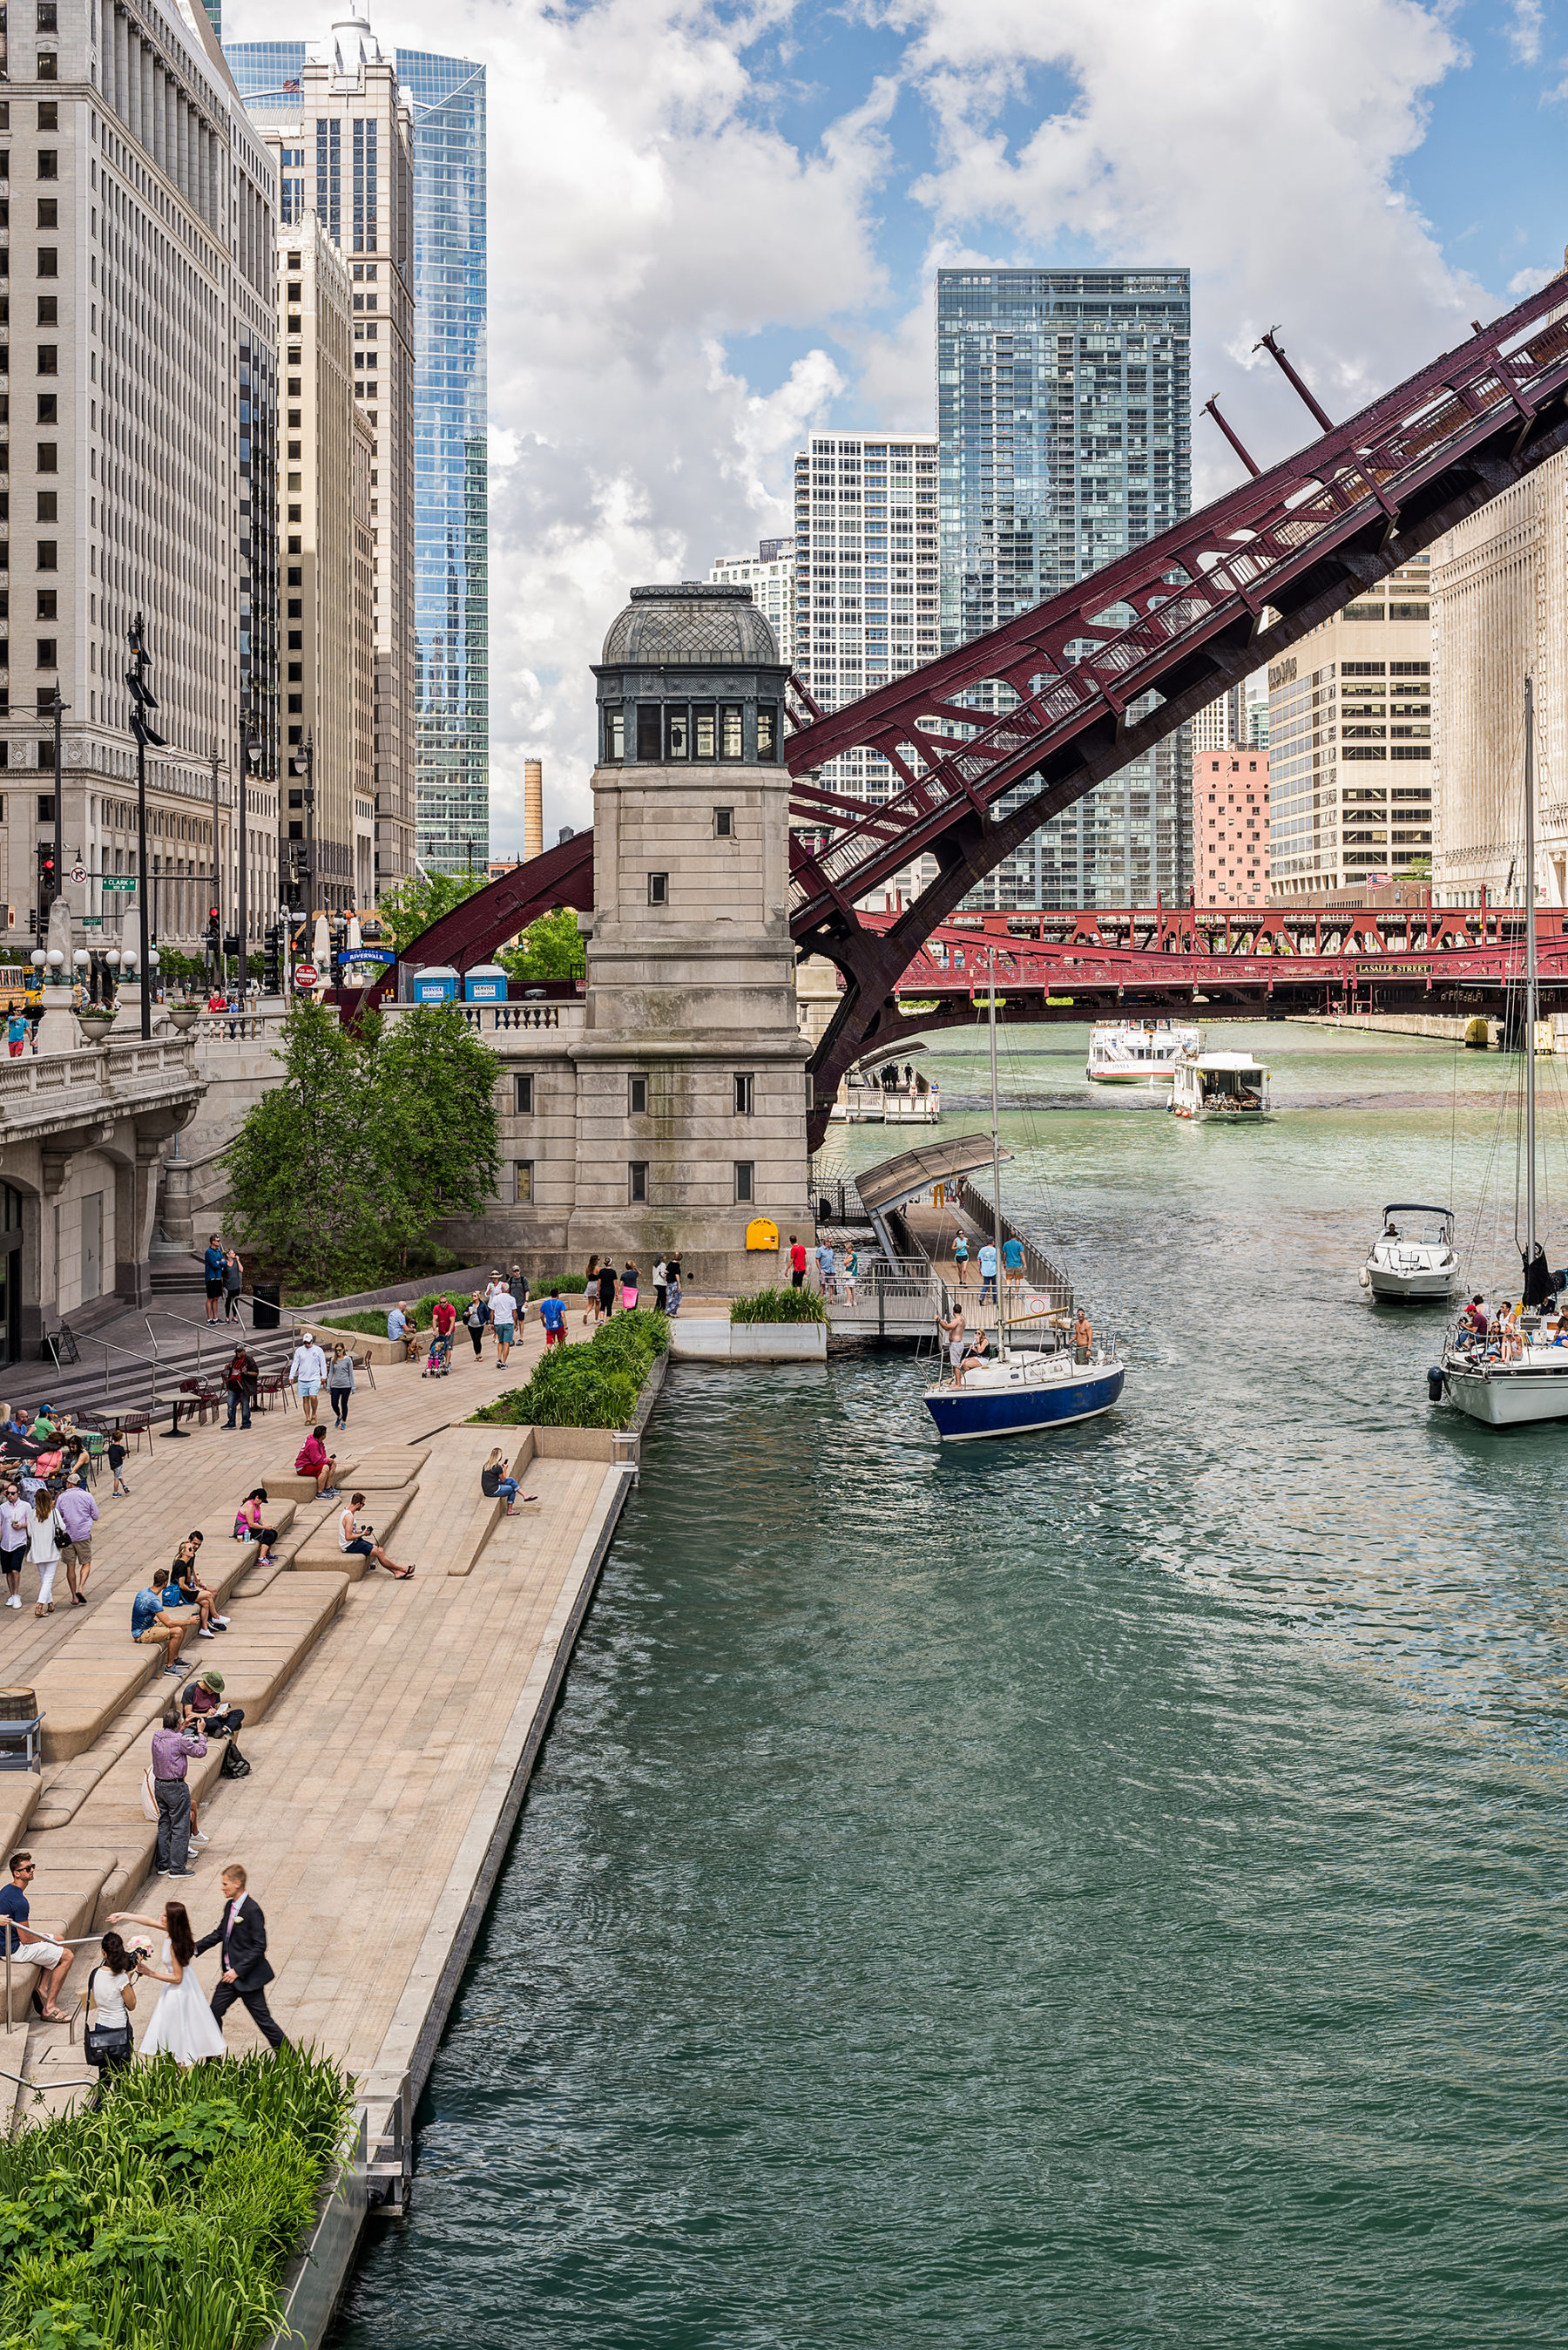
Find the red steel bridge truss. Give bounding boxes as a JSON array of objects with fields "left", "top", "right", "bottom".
[
  {"left": 832, "top": 904, "right": 1568, "bottom": 1059},
  {"left": 389, "top": 275, "right": 1568, "bottom": 1148}
]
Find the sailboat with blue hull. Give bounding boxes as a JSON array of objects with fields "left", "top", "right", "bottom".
[{"left": 922, "top": 952, "right": 1125, "bottom": 1442}]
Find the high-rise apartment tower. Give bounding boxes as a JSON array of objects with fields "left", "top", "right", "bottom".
[
  {"left": 709, "top": 539, "right": 797, "bottom": 666},
  {"left": 936, "top": 268, "right": 1193, "bottom": 908},
  {"left": 226, "top": 19, "right": 488, "bottom": 882}
]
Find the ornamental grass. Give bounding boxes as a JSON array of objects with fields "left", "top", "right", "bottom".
[
  {"left": 0, "top": 2045, "right": 354, "bottom": 2350},
  {"left": 729, "top": 1285, "right": 828, "bottom": 1324},
  {"left": 473, "top": 1308, "right": 669, "bottom": 1429}
]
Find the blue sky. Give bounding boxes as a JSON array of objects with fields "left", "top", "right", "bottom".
[{"left": 222, "top": 0, "right": 1568, "bottom": 838}]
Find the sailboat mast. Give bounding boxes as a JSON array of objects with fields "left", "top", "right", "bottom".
[
  {"left": 1526, "top": 672, "right": 1538, "bottom": 1263},
  {"left": 988, "top": 947, "right": 1005, "bottom": 1348}
]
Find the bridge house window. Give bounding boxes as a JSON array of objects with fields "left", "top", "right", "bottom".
[
  {"left": 734, "top": 1161, "right": 754, "bottom": 1204},
  {"left": 647, "top": 871, "right": 667, "bottom": 905},
  {"left": 514, "top": 1073, "right": 533, "bottom": 1115},
  {"left": 514, "top": 1161, "right": 534, "bottom": 1205},
  {"left": 629, "top": 1161, "right": 648, "bottom": 1205},
  {"left": 713, "top": 806, "right": 733, "bottom": 837},
  {"left": 603, "top": 705, "right": 625, "bottom": 761},
  {"left": 733, "top": 1073, "right": 754, "bottom": 1115},
  {"left": 628, "top": 1073, "right": 649, "bottom": 1115}
]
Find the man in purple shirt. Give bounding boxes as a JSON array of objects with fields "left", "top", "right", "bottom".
[
  {"left": 55, "top": 1475, "right": 98, "bottom": 1607},
  {"left": 150, "top": 1705, "right": 206, "bottom": 1879}
]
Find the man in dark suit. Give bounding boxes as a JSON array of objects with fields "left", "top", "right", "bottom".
[{"left": 193, "top": 1863, "right": 289, "bottom": 2050}]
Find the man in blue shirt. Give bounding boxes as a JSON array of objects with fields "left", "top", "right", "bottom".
[
  {"left": 203, "top": 1234, "right": 226, "bottom": 1325},
  {"left": 978, "top": 1242, "right": 998, "bottom": 1302},
  {"left": 539, "top": 1288, "right": 567, "bottom": 1351},
  {"left": 385, "top": 1302, "right": 417, "bottom": 1361},
  {"left": 1002, "top": 1236, "right": 1026, "bottom": 1292},
  {"left": 0, "top": 1852, "right": 72, "bottom": 2018},
  {"left": 132, "top": 1571, "right": 196, "bottom": 1676}
]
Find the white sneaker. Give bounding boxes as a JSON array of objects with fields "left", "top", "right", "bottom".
[
  {"left": 213, "top": 1615, "right": 230, "bottom": 1629},
  {"left": 4, "top": 1595, "right": 18, "bottom": 1609},
  {"left": 190, "top": 1830, "right": 209, "bottom": 1845},
  {"left": 198, "top": 1626, "right": 216, "bottom": 1638}
]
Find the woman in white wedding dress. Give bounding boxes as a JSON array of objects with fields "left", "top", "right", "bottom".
[{"left": 107, "top": 1899, "right": 225, "bottom": 2064}]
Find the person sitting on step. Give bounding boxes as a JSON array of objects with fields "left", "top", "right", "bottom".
[{"left": 294, "top": 1426, "right": 339, "bottom": 1500}]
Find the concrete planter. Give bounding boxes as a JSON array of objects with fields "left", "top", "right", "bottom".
[{"left": 668, "top": 1319, "right": 827, "bottom": 1363}]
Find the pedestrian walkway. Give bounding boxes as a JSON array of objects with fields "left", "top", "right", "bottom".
[{"left": 0, "top": 1299, "right": 636, "bottom": 2150}]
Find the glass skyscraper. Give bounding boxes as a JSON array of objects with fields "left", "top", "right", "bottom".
[
  {"left": 936, "top": 268, "right": 1193, "bottom": 909},
  {"left": 226, "top": 29, "right": 490, "bottom": 877}
]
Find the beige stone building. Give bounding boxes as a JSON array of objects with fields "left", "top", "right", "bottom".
[
  {"left": 266, "top": 17, "right": 417, "bottom": 894},
  {"left": 1429, "top": 460, "right": 1568, "bottom": 906},
  {"left": 1266, "top": 556, "right": 1434, "bottom": 895},
  {"left": 1196, "top": 749, "right": 1270, "bottom": 907},
  {"left": 0, "top": 1, "right": 280, "bottom": 956},
  {"left": 271, "top": 207, "right": 374, "bottom": 913},
  {"left": 410, "top": 585, "right": 813, "bottom": 1290}
]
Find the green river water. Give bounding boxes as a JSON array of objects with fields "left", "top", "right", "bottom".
[{"left": 333, "top": 1023, "right": 1568, "bottom": 2348}]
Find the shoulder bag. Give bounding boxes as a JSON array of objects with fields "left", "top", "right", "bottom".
[{"left": 83, "top": 1967, "right": 133, "bottom": 2069}]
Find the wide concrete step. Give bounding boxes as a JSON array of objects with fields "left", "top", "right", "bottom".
[{"left": 290, "top": 1490, "right": 414, "bottom": 1578}]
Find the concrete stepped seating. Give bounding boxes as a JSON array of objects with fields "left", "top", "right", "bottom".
[
  {"left": 31, "top": 1498, "right": 307, "bottom": 1764},
  {"left": 339, "top": 1446, "right": 430, "bottom": 1488},
  {"left": 34, "top": 1683, "right": 170, "bottom": 1831},
  {"left": 209, "top": 1500, "right": 298, "bottom": 1587},
  {"left": 267, "top": 1456, "right": 358, "bottom": 1504},
  {"left": 289, "top": 1490, "right": 415, "bottom": 1579},
  {"left": 186, "top": 1575, "right": 348, "bottom": 1726}
]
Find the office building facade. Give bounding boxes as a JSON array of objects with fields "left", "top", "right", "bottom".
[
  {"left": 271, "top": 207, "right": 375, "bottom": 911},
  {"left": 1429, "top": 464, "right": 1568, "bottom": 906},
  {"left": 936, "top": 268, "right": 1192, "bottom": 908},
  {"left": 226, "top": 21, "right": 488, "bottom": 884},
  {"left": 1267, "top": 557, "right": 1433, "bottom": 895},
  {"left": 1196, "top": 749, "right": 1270, "bottom": 908},
  {"left": 710, "top": 538, "right": 797, "bottom": 667},
  {"left": 0, "top": 0, "right": 279, "bottom": 955}
]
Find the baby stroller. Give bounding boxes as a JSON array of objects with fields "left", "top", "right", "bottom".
[{"left": 421, "top": 1329, "right": 453, "bottom": 1379}]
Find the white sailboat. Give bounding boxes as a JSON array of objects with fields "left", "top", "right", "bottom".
[
  {"left": 924, "top": 952, "right": 1125, "bottom": 1441},
  {"left": 1435, "top": 674, "right": 1567, "bottom": 1426}
]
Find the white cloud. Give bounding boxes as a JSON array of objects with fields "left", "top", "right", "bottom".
[
  {"left": 1507, "top": 0, "right": 1544, "bottom": 64},
  {"left": 222, "top": 0, "right": 1494, "bottom": 851}
]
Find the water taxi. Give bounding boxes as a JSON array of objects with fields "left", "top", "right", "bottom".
[
  {"left": 1170, "top": 1052, "right": 1271, "bottom": 1121},
  {"left": 1085, "top": 1021, "right": 1202, "bottom": 1085}
]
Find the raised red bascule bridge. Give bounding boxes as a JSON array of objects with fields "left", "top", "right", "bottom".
[{"left": 385, "top": 276, "right": 1568, "bottom": 1147}]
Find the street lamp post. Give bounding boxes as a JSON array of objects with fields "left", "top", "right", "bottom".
[
  {"left": 290, "top": 734, "right": 315, "bottom": 938},
  {"left": 50, "top": 688, "right": 67, "bottom": 926},
  {"left": 125, "top": 616, "right": 166, "bottom": 1043}
]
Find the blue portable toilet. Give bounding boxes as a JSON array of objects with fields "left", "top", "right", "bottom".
[
  {"left": 411, "top": 965, "right": 459, "bottom": 1005},
  {"left": 463, "top": 963, "right": 510, "bottom": 1004}
]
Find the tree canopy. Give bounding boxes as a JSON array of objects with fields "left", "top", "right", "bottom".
[
  {"left": 375, "top": 870, "right": 488, "bottom": 952},
  {"left": 499, "top": 905, "right": 585, "bottom": 985},
  {"left": 222, "top": 999, "right": 501, "bottom": 1294}
]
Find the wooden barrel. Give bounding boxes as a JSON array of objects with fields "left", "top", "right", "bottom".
[{"left": 0, "top": 1689, "right": 36, "bottom": 1724}]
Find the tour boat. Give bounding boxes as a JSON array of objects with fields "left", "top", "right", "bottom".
[
  {"left": 1085, "top": 1021, "right": 1203, "bottom": 1086},
  {"left": 923, "top": 951, "right": 1125, "bottom": 1442},
  {"left": 1361, "top": 1204, "right": 1459, "bottom": 1302},
  {"left": 1435, "top": 676, "right": 1568, "bottom": 1427},
  {"left": 1170, "top": 1053, "right": 1272, "bottom": 1121}
]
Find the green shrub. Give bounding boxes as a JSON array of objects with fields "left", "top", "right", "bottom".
[
  {"left": 474, "top": 1308, "right": 667, "bottom": 1428},
  {"left": 0, "top": 2048, "right": 354, "bottom": 2350},
  {"left": 731, "top": 1285, "right": 828, "bottom": 1324}
]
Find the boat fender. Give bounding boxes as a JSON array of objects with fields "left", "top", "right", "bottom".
[
  {"left": 1427, "top": 1366, "right": 1445, "bottom": 1403},
  {"left": 1358, "top": 1267, "right": 1370, "bottom": 1290}
]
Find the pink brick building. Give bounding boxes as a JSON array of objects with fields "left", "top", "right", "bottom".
[{"left": 1197, "top": 749, "right": 1270, "bottom": 906}]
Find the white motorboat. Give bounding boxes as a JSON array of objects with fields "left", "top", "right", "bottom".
[
  {"left": 1170, "top": 1053, "right": 1271, "bottom": 1121},
  {"left": 1435, "top": 674, "right": 1568, "bottom": 1427},
  {"left": 1362, "top": 1203, "right": 1459, "bottom": 1301},
  {"left": 1085, "top": 1021, "right": 1203, "bottom": 1086}
]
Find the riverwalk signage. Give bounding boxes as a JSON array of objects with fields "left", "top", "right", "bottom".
[{"left": 101, "top": 877, "right": 138, "bottom": 893}]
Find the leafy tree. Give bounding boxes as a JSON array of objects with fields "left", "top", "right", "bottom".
[
  {"left": 498, "top": 905, "right": 585, "bottom": 985},
  {"left": 375, "top": 870, "right": 487, "bottom": 952},
  {"left": 221, "top": 999, "right": 501, "bottom": 1291}
]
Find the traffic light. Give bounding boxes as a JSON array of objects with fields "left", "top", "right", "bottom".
[
  {"left": 263, "top": 922, "right": 284, "bottom": 996},
  {"left": 223, "top": 932, "right": 240, "bottom": 958},
  {"left": 205, "top": 906, "right": 220, "bottom": 957},
  {"left": 35, "top": 844, "right": 54, "bottom": 927},
  {"left": 125, "top": 616, "right": 166, "bottom": 749}
]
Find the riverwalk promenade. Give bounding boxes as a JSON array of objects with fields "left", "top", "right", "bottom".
[{"left": 0, "top": 1296, "right": 654, "bottom": 2264}]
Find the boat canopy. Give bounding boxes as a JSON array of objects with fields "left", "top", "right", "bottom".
[
  {"left": 855, "top": 1132, "right": 1013, "bottom": 1216},
  {"left": 1192, "top": 1052, "right": 1267, "bottom": 1071},
  {"left": 1381, "top": 1203, "right": 1454, "bottom": 1219}
]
